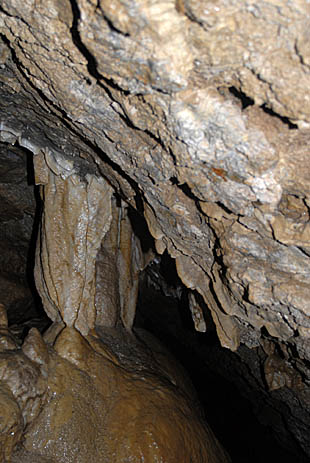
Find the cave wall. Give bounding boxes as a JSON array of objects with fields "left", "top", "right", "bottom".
[
  {"left": 0, "top": 142, "right": 36, "bottom": 323},
  {"left": 0, "top": 0, "right": 310, "bottom": 459}
]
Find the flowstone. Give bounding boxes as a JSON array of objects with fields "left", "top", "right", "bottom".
[{"left": 0, "top": 304, "right": 230, "bottom": 463}]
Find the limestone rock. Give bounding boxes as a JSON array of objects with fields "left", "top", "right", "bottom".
[
  {"left": 0, "top": 383, "right": 23, "bottom": 463},
  {"left": 34, "top": 166, "right": 113, "bottom": 336},
  {"left": 0, "top": 0, "right": 310, "bottom": 459},
  {"left": 1, "top": 0, "right": 310, "bottom": 353},
  {"left": 95, "top": 198, "right": 143, "bottom": 331}
]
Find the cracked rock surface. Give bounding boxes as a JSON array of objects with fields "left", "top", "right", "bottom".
[{"left": 0, "top": 0, "right": 309, "bottom": 460}]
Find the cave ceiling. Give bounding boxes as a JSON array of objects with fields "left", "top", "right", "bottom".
[
  {"left": 0, "top": 1, "right": 310, "bottom": 457},
  {"left": 1, "top": 0, "right": 310, "bottom": 348}
]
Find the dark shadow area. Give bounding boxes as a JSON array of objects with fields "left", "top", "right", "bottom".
[
  {"left": 0, "top": 142, "right": 50, "bottom": 338},
  {"left": 127, "top": 204, "right": 154, "bottom": 254},
  {"left": 23, "top": 174, "right": 50, "bottom": 338},
  {"left": 260, "top": 104, "right": 298, "bottom": 129},
  {"left": 228, "top": 86, "right": 298, "bottom": 129},
  {"left": 135, "top": 251, "right": 308, "bottom": 463},
  {"left": 229, "top": 86, "right": 255, "bottom": 110}
]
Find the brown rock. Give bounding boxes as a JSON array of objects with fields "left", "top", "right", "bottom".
[
  {"left": 0, "top": 0, "right": 310, "bottom": 459},
  {"left": 17, "top": 327, "right": 230, "bottom": 463},
  {"left": 0, "top": 383, "right": 23, "bottom": 463}
]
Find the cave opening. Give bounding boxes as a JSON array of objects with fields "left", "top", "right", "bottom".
[{"left": 0, "top": 141, "right": 307, "bottom": 462}]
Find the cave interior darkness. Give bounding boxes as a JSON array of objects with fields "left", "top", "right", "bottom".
[{"left": 0, "top": 141, "right": 307, "bottom": 463}]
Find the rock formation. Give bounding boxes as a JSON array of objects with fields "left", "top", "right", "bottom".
[
  {"left": 0, "top": 152, "right": 230, "bottom": 461},
  {"left": 0, "top": 312, "right": 229, "bottom": 462},
  {"left": 0, "top": 0, "right": 309, "bottom": 461}
]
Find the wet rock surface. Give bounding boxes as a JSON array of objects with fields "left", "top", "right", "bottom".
[
  {"left": 0, "top": 0, "right": 309, "bottom": 461},
  {"left": 0, "top": 318, "right": 230, "bottom": 462}
]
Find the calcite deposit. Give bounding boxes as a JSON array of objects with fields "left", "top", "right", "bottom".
[
  {"left": 0, "top": 309, "right": 230, "bottom": 462},
  {"left": 0, "top": 0, "right": 309, "bottom": 460}
]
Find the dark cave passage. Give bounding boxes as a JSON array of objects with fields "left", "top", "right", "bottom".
[
  {"left": 134, "top": 252, "right": 308, "bottom": 463},
  {"left": 0, "top": 142, "right": 50, "bottom": 340}
]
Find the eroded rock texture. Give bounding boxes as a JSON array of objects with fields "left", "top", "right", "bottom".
[{"left": 0, "top": 0, "right": 310, "bottom": 460}]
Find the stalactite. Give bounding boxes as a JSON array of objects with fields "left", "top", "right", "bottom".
[{"left": 34, "top": 152, "right": 113, "bottom": 335}]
